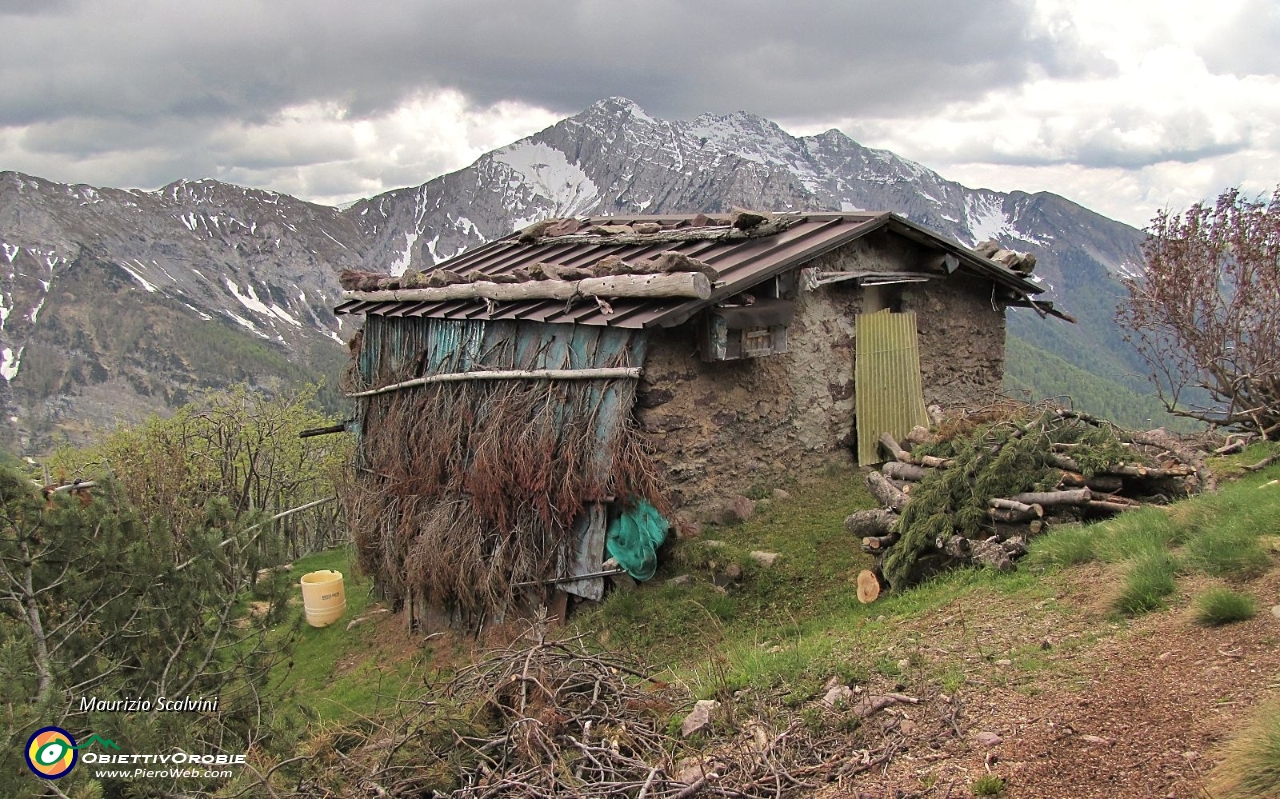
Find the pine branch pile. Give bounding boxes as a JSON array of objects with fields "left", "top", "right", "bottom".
[{"left": 848, "top": 402, "right": 1204, "bottom": 593}]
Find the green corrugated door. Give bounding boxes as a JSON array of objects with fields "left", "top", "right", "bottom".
[{"left": 855, "top": 310, "right": 930, "bottom": 466}]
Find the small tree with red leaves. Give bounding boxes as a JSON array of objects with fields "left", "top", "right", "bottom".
[{"left": 1119, "top": 188, "right": 1280, "bottom": 437}]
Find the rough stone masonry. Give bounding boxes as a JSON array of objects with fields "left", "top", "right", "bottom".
[{"left": 635, "top": 239, "right": 1005, "bottom": 522}]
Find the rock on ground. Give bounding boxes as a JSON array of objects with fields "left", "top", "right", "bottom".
[{"left": 681, "top": 699, "right": 720, "bottom": 737}]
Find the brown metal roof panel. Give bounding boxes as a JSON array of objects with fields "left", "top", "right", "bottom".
[{"left": 336, "top": 211, "right": 1051, "bottom": 327}]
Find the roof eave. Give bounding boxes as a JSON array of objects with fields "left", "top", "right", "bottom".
[{"left": 642, "top": 213, "right": 893, "bottom": 328}]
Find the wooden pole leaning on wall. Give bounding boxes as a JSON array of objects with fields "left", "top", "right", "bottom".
[
  {"left": 340, "top": 271, "right": 712, "bottom": 304},
  {"left": 346, "top": 366, "right": 644, "bottom": 399}
]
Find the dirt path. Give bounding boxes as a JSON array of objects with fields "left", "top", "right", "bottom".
[{"left": 850, "top": 569, "right": 1280, "bottom": 798}]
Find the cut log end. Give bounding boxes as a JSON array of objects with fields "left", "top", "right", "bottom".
[{"left": 857, "top": 570, "right": 882, "bottom": 604}]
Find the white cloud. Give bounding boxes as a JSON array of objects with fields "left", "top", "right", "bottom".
[
  {"left": 0, "top": 90, "right": 559, "bottom": 202},
  {"left": 784, "top": 0, "right": 1280, "bottom": 226}
]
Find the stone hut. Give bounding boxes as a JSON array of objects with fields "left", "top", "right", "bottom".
[{"left": 334, "top": 211, "right": 1058, "bottom": 625}]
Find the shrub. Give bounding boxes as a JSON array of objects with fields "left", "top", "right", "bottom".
[{"left": 1195, "top": 587, "right": 1257, "bottom": 626}]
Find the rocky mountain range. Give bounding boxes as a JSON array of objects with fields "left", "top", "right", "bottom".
[{"left": 1, "top": 97, "right": 1151, "bottom": 454}]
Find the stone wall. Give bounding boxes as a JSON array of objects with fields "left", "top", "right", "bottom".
[
  {"left": 634, "top": 237, "right": 1007, "bottom": 521},
  {"left": 901, "top": 272, "right": 1006, "bottom": 408}
]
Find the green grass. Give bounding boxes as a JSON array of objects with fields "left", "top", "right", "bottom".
[
  {"left": 1185, "top": 529, "right": 1272, "bottom": 579},
  {"left": 1115, "top": 552, "right": 1179, "bottom": 615},
  {"left": 278, "top": 448, "right": 1280, "bottom": 747},
  {"left": 1209, "top": 700, "right": 1280, "bottom": 797},
  {"left": 583, "top": 468, "right": 877, "bottom": 663},
  {"left": 270, "top": 547, "right": 422, "bottom": 723},
  {"left": 577, "top": 467, "right": 1072, "bottom": 703},
  {"left": 1209, "top": 441, "right": 1280, "bottom": 480},
  {"left": 1095, "top": 507, "right": 1185, "bottom": 562},
  {"left": 1194, "top": 587, "right": 1258, "bottom": 626},
  {"left": 972, "top": 773, "right": 1006, "bottom": 795},
  {"left": 1026, "top": 525, "right": 1098, "bottom": 568},
  {"left": 1024, "top": 454, "right": 1280, "bottom": 617}
]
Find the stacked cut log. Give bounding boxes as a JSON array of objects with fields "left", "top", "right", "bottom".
[{"left": 849, "top": 425, "right": 1200, "bottom": 602}]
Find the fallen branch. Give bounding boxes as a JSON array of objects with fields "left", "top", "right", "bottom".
[
  {"left": 878, "top": 433, "right": 914, "bottom": 464},
  {"left": 857, "top": 570, "right": 882, "bottom": 604},
  {"left": 988, "top": 498, "right": 1044, "bottom": 518},
  {"left": 882, "top": 461, "right": 927, "bottom": 482},
  {"left": 860, "top": 534, "right": 900, "bottom": 553},
  {"left": 1087, "top": 500, "right": 1139, "bottom": 514},
  {"left": 1244, "top": 453, "right": 1280, "bottom": 472},
  {"left": 1057, "top": 471, "right": 1124, "bottom": 493},
  {"left": 852, "top": 694, "right": 920, "bottom": 718},
  {"left": 1106, "top": 463, "right": 1195, "bottom": 479},
  {"left": 844, "top": 508, "right": 898, "bottom": 538}
]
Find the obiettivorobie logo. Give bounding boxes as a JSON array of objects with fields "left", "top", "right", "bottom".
[
  {"left": 26, "top": 727, "right": 245, "bottom": 782},
  {"left": 25, "top": 727, "right": 79, "bottom": 780},
  {"left": 25, "top": 728, "right": 120, "bottom": 780}
]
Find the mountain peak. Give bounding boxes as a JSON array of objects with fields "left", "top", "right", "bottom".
[{"left": 587, "top": 96, "right": 657, "bottom": 123}]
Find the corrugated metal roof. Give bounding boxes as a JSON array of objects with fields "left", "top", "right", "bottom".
[{"left": 334, "top": 212, "right": 1053, "bottom": 328}]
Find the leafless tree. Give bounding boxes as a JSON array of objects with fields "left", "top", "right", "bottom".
[{"left": 1118, "top": 188, "right": 1280, "bottom": 437}]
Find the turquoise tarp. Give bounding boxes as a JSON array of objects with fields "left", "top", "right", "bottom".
[{"left": 605, "top": 501, "right": 668, "bottom": 581}]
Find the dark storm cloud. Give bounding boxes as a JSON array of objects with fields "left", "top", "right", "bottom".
[{"left": 0, "top": 0, "right": 1066, "bottom": 131}]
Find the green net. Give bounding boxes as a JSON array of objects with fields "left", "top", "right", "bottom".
[{"left": 605, "top": 500, "right": 669, "bottom": 581}]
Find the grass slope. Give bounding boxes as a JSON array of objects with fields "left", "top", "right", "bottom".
[
  {"left": 275, "top": 446, "right": 1280, "bottom": 792},
  {"left": 272, "top": 549, "right": 423, "bottom": 723}
]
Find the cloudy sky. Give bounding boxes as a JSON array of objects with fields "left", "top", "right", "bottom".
[{"left": 1, "top": 0, "right": 1276, "bottom": 227}]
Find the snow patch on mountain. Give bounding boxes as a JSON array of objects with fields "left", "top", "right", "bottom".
[
  {"left": 493, "top": 142, "right": 599, "bottom": 216},
  {"left": 118, "top": 262, "right": 159, "bottom": 292},
  {"left": 0, "top": 346, "right": 21, "bottom": 381},
  {"left": 391, "top": 231, "right": 418, "bottom": 276},
  {"left": 225, "top": 278, "right": 303, "bottom": 327},
  {"left": 965, "top": 195, "right": 1008, "bottom": 245},
  {"left": 222, "top": 310, "right": 269, "bottom": 338}
]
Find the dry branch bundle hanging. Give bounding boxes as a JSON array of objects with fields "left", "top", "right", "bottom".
[{"left": 340, "top": 366, "right": 663, "bottom": 617}]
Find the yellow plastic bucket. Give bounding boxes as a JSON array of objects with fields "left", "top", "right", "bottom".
[{"left": 300, "top": 570, "right": 346, "bottom": 628}]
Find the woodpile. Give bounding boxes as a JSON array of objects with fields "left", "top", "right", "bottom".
[{"left": 851, "top": 406, "right": 1203, "bottom": 599}]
